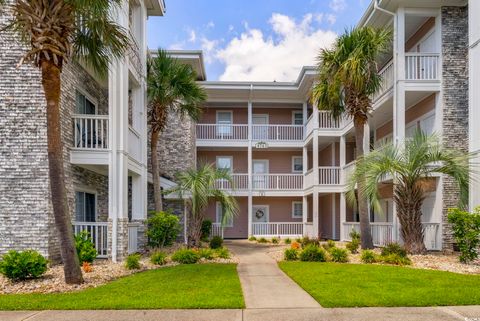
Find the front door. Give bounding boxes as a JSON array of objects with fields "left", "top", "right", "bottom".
[
  {"left": 252, "top": 205, "right": 269, "bottom": 223},
  {"left": 252, "top": 114, "right": 269, "bottom": 140},
  {"left": 253, "top": 160, "right": 269, "bottom": 189}
]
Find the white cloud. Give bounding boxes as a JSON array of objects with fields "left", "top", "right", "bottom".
[
  {"left": 326, "top": 14, "right": 337, "bottom": 25},
  {"left": 329, "top": 0, "right": 346, "bottom": 12},
  {"left": 206, "top": 21, "right": 215, "bottom": 29},
  {"left": 216, "top": 13, "right": 337, "bottom": 81},
  {"left": 188, "top": 30, "right": 196, "bottom": 42},
  {"left": 201, "top": 37, "right": 220, "bottom": 64}
]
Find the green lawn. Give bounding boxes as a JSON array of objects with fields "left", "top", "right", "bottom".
[
  {"left": 279, "top": 262, "right": 480, "bottom": 308},
  {"left": 0, "top": 264, "right": 244, "bottom": 310}
]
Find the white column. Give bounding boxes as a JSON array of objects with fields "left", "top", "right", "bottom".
[
  {"left": 302, "top": 102, "right": 308, "bottom": 125},
  {"left": 394, "top": 7, "right": 406, "bottom": 145},
  {"left": 302, "top": 195, "right": 308, "bottom": 237},
  {"left": 331, "top": 194, "right": 336, "bottom": 239},
  {"left": 340, "top": 135, "right": 346, "bottom": 184},
  {"left": 312, "top": 133, "right": 319, "bottom": 185},
  {"left": 340, "top": 192, "right": 346, "bottom": 240},
  {"left": 312, "top": 189, "right": 319, "bottom": 237},
  {"left": 247, "top": 101, "right": 253, "bottom": 236}
]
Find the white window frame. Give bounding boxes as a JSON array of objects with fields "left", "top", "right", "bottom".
[
  {"left": 216, "top": 156, "right": 233, "bottom": 173},
  {"left": 292, "top": 156, "right": 303, "bottom": 173},
  {"left": 74, "top": 188, "right": 97, "bottom": 222},
  {"left": 75, "top": 88, "right": 98, "bottom": 115},
  {"left": 292, "top": 111, "right": 303, "bottom": 125},
  {"left": 292, "top": 201, "right": 303, "bottom": 219},
  {"left": 216, "top": 201, "right": 233, "bottom": 227},
  {"left": 405, "top": 109, "right": 436, "bottom": 137},
  {"left": 216, "top": 110, "right": 233, "bottom": 136}
]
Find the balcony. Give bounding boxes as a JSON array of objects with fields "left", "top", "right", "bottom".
[
  {"left": 215, "top": 174, "right": 303, "bottom": 191},
  {"left": 72, "top": 115, "right": 109, "bottom": 149},
  {"left": 196, "top": 124, "right": 248, "bottom": 141},
  {"left": 251, "top": 125, "right": 303, "bottom": 141},
  {"left": 373, "top": 60, "right": 394, "bottom": 102},
  {"left": 305, "top": 166, "right": 342, "bottom": 188},
  {"left": 405, "top": 53, "right": 439, "bottom": 81}
]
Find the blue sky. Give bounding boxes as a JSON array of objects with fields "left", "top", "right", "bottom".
[{"left": 147, "top": 0, "right": 369, "bottom": 81}]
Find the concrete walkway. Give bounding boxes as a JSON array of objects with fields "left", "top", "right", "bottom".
[{"left": 226, "top": 240, "right": 320, "bottom": 309}]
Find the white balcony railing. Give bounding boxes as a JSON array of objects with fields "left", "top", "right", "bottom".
[
  {"left": 405, "top": 53, "right": 440, "bottom": 80},
  {"left": 318, "top": 167, "right": 341, "bottom": 185},
  {"left": 252, "top": 174, "right": 303, "bottom": 190},
  {"left": 211, "top": 223, "right": 223, "bottom": 237},
  {"left": 128, "top": 126, "right": 142, "bottom": 162},
  {"left": 252, "top": 125, "right": 303, "bottom": 141},
  {"left": 373, "top": 60, "right": 394, "bottom": 101},
  {"left": 304, "top": 168, "right": 314, "bottom": 188},
  {"left": 422, "top": 222, "right": 441, "bottom": 250},
  {"left": 215, "top": 174, "right": 249, "bottom": 190},
  {"left": 196, "top": 124, "right": 248, "bottom": 141},
  {"left": 318, "top": 111, "right": 342, "bottom": 129},
  {"left": 127, "top": 222, "right": 140, "bottom": 254},
  {"left": 73, "top": 222, "right": 108, "bottom": 258},
  {"left": 72, "top": 115, "right": 109, "bottom": 149},
  {"left": 342, "top": 161, "right": 356, "bottom": 185},
  {"left": 252, "top": 222, "right": 303, "bottom": 236}
]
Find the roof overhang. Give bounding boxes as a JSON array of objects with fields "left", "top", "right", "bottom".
[
  {"left": 148, "top": 50, "right": 206, "bottom": 81},
  {"left": 145, "top": 0, "right": 166, "bottom": 16}
]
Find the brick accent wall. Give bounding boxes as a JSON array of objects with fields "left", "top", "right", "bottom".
[{"left": 441, "top": 6, "right": 469, "bottom": 251}]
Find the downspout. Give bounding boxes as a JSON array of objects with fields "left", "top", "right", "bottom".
[{"left": 374, "top": 0, "right": 395, "bottom": 17}]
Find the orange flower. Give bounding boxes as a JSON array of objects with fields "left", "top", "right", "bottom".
[
  {"left": 82, "top": 261, "right": 93, "bottom": 273},
  {"left": 291, "top": 242, "right": 300, "bottom": 250}
]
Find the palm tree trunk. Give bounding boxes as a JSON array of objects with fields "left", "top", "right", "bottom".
[
  {"left": 40, "top": 60, "right": 83, "bottom": 284},
  {"left": 185, "top": 201, "right": 201, "bottom": 248},
  {"left": 394, "top": 182, "right": 426, "bottom": 254},
  {"left": 150, "top": 129, "right": 163, "bottom": 212},
  {"left": 353, "top": 118, "right": 374, "bottom": 249}
]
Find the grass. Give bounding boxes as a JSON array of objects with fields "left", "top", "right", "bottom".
[
  {"left": 279, "top": 262, "right": 480, "bottom": 308},
  {"left": 0, "top": 264, "right": 244, "bottom": 310}
]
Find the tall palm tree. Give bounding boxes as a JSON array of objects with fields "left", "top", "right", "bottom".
[
  {"left": 164, "top": 163, "right": 238, "bottom": 247},
  {"left": 348, "top": 131, "right": 471, "bottom": 254},
  {"left": 1, "top": 0, "right": 130, "bottom": 284},
  {"left": 147, "top": 49, "right": 206, "bottom": 212},
  {"left": 311, "top": 27, "right": 391, "bottom": 249}
]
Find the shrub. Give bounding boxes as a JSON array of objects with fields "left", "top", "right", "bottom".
[
  {"left": 295, "top": 238, "right": 302, "bottom": 243},
  {"left": 284, "top": 248, "right": 298, "bottom": 261},
  {"left": 381, "top": 243, "right": 407, "bottom": 258},
  {"left": 0, "top": 250, "right": 48, "bottom": 281},
  {"left": 346, "top": 239, "right": 360, "bottom": 254},
  {"left": 199, "top": 248, "right": 215, "bottom": 260},
  {"left": 125, "top": 254, "right": 141, "bottom": 270},
  {"left": 271, "top": 237, "right": 279, "bottom": 244},
  {"left": 147, "top": 211, "right": 180, "bottom": 248},
  {"left": 209, "top": 236, "right": 223, "bottom": 249},
  {"left": 349, "top": 229, "right": 361, "bottom": 241},
  {"left": 171, "top": 248, "right": 200, "bottom": 264},
  {"left": 448, "top": 207, "right": 480, "bottom": 263},
  {"left": 299, "top": 245, "right": 327, "bottom": 262},
  {"left": 301, "top": 236, "right": 320, "bottom": 248},
  {"left": 361, "top": 250, "right": 377, "bottom": 264},
  {"left": 381, "top": 253, "right": 412, "bottom": 266},
  {"left": 248, "top": 236, "right": 257, "bottom": 241},
  {"left": 329, "top": 247, "right": 349, "bottom": 263},
  {"left": 258, "top": 237, "right": 268, "bottom": 243},
  {"left": 74, "top": 231, "right": 97, "bottom": 264},
  {"left": 82, "top": 261, "right": 93, "bottom": 273},
  {"left": 322, "top": 239, "right": 336, "bottom": 251},
  {"left": 150, "top": 251, "right": 167, "bottom": 265},
  {"left": 290, "top": 241, "right": 301, "bottom": 250},
  {"left": 215, "top": 247, "right": 230, "bottom": 259},
  {"left": 284, "top": 238, "right": 292, "bottom": 244},
  {"left": 201, "top": 219, "right": 212, "bottom": 241}
]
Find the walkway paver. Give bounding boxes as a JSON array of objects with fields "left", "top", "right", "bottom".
[{"left": 226, "top": 240, "right": 321, "bottom": 309}]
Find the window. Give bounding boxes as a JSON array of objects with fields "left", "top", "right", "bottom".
[
  {"left": 292, "top": 111, "right": 303, "bottom": 125},
  {"left": 216, "top": 202, "right": 233, "bottom": 227},
  {"left": 292, "top": 202, "right": 303, "bottom": 218},
  {"left": 216, "top": 111, "right": 232, "bottom": 136},
  {"left": 216, "top": 156, "right": 233, "bottom": 173},
  {"left": 292, "top": 156, "right": 303, "bottom": 173},
  {"left": 75, "top": 90, "right": 96, "bottom": 114},
  {"left": 420, "top": 114, "right": 435, "bottom": 135},
  {"left": 75, "top": 191, "right": 96, "bottom": 222}
]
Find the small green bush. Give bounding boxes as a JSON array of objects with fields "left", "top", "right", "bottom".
[
  {"left": 322, "top": 239, "right": 336, "bottom": 251},
  {"left": 150, "top": 251, "right": 167, "bottom": 265},
  {"left": 271, "top": 237, "right": 279, "bottom": 244},
  {"left": 201, "top": 220, "right": 212, "bottom": 241},
  {"left": 284, "top": 238, "right": 292, "bottom": 244},
  {"left": 0, "top": 250, "right": 48, "bottom": 281},
  {"left": 248, "top": 236, "right": 257, "bottom": 241},
  {"left": 295, "top": 238, "right": 302, "bottom": 243},
  {"left": 215, "top": 247, "right": 230, "bottom": 259},
  {"left": 301, "top": 236, "right": 320, "bottom": 249},
  {"left": 381, "top": 253, "right": 412, "bottom": 266},
  {"left": 349, "top": 229, "right": 361, "bottom": 241},
  {"left": 74, "top": 231, "right": 97, "bottom": 264},
  {"left": 258, "top": 237, "right": 268, "bottom": 243},
  {"left": 299, "top": 245, "right": 327, "bottom": 262},
  {"left": 329, "top": 247, "right": 349, "bottom": 263},
  {"left": 171, "top": 248, "right": 200, "bottom": 264},
  {"left": 125, "top": 254, "right": 141, "bottom": 270},
  {"left": 361, "top": 250, "right": 377, "bottom": 264},
  {"left": 199, "top": 248, "right": 215, "bottom": 260},
  {"left": 284, "top": 248, "right": 298, "bottom": 261},
  {"left": 381, "top": 243, "right": 407, "bottom": 258},
  {"left": 448, "top": 207, "right": 480, "bottom": 263},
  {"left": 147, "top": 211, "right": 180, "bottom": 248},
  {"left": 346, "top": 239, "right": 360, "bottom": 254},
  {"left": 209, "top": 236, "right": 223, "bottom": 249}
]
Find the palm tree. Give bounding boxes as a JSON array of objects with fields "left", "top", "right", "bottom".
[
  {"left": 164, "top": 163, "right": 238, "bottom": 247},
  {"left": 1, "top": 0, "right": 131, "bottom": 284},
  {"left": 311, "top": 27, "right": 391, "bottom": 249},
  {"left": 348, "top": 130, "right": 471, "bottom": 254},
  {"left": 147, "top": 49, "right": 206, "bottom": 212}
]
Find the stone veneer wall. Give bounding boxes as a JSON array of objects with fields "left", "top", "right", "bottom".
[{"left": 441, "top": 6, "right": 469, "bottom": 251}]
